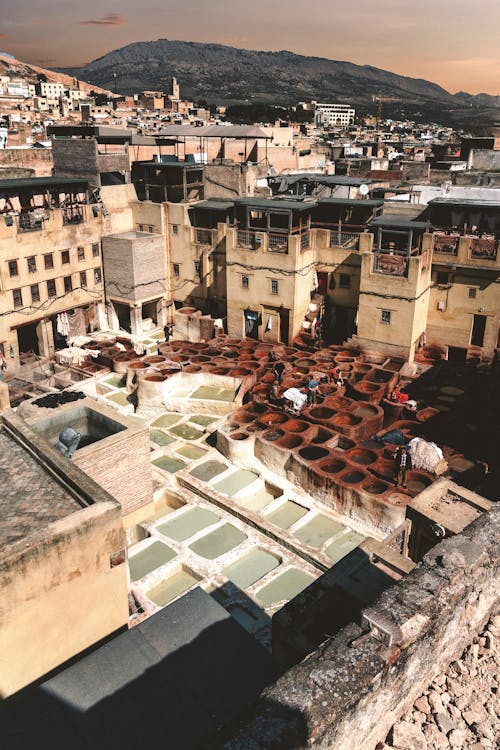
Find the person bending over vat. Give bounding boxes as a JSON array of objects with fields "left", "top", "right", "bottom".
[{"left": 395, "top": 445, "right": 412, "bottom": 488}]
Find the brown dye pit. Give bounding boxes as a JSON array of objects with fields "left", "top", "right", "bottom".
[
  {"left": 190, "top": 355, "right": 210, "bottom": 363},
  {"left": 340, "top": 470, "right": 365, "bottom": 484},
  {"left": 368, "top": 369, "right": 393, "bottom": 383},
  {"left": 333, "top": 413, "right": 361, "bottom": 427},
  {"left": 228, "top": 368, "right": 251, "bottom": 377},
  {"left": 209, "top": 367, "right": 230, "bottom": 375},
  {"left": 348, "top": 448, "right": 377, "bottom": 465},
  {"left": 319, "top": 459, "right": 345, "bottom": 474},
  {"left": 183, "top": 365, "right": 201, "bottom": 373},
  {"left": 222, "top": 351, "right": 239, "bottom": 359},
  {"left": 129, "top": 361, "right": 149, "bottom": 370},
  {"left": 257, "top": 412, "right": 288, "bottom": 427},
  {"left": 144, "top": 374, "right": 166, "bottom": 382},
  {"left": 309, "top": 406, "right": 335, "bottom": 420},
  {"left": 235, "top": 413, "right": 254, "bottom": 424},
  {"left": 296, "top": 358, "right": 316, "bottom": 367},
  {"left": 278, "top": 434, "right": 304, "bottom": 449},
  {"left": 283, "top": 420, "right": 310, "bottom": 433},
  {"left": 353, "top": 405, "right": 379, "bottom": 418},
  {"left": 231, "top": 432, "right": 250, "bottom": 441},
  {"left": 262, "top": 372, "right": 275, "bottom": 383},
  {"left": 327, "top": 396, "right": 354, "bottom": 411},
  {"left": 310, "top": 427, "right": 336, "bottom": 444},
  {"left": 406, "top": 472, "right": 432, "bottom": 493},
  {"left": 362, "top": 479, "right": 389, "bottom": 495},
  {"left": 298, "top": 446, "right": 330, "bottom": 461},
  {"left": 143, "top": 356, "right": 166, "bottom": 364},
  {"left": 262, "top": 429, "right": 284, "bottom": 442},
  {"left": 356, "top": 381, "right": 381, "bottom": 393}
]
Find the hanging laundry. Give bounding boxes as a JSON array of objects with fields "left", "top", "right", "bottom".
[{"left": 265, "top": 316, "right": 273, "bottom": 332}]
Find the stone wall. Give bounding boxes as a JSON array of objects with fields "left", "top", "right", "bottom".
[{"left": 222, "top": 503, "right": 499, "bottom": 750}]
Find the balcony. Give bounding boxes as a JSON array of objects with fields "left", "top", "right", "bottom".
[
  {"left": 17, "top": 210, "right": 48, "bottom": 233},
  {"left": 372, "top": 251, "right": 408, "bottom": 277},
  {"left": 193, "top": 228, "right": 215, "bottom": 246},
  {"left": 329, "top": 229, "right": 360, "bottom": 250},
  {"left": 433, "top": 232, "right": 459, "bottom": 256},
  {"left": 470, "top": 235, "right": 498, "bottom": 261},
  {"left": 62, "top": 207, "right": 84, "bottom": 226},
  {"left": 431, "top": 230, "right": 499, "bottom": 267}
]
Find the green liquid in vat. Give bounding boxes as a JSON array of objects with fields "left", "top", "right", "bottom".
[
  {"left": 157, "top": 507, "right": 220, "bottom": 542},
  {"left": 293, "top": 515, "right": 346, "bottom": 548},
  {"left": 223, "top": 549, "right": 280, "bottom": 589},
  {"left": 147, "top": 570, "right": 199, "bottom": 606},
  {"left": 256, "top": 569, "right": 315, "bottom": 607},
  {"left": 189, "top": 524, "right": 247, "bottom": 559},
  {"left": 266, "top": 501, "right": 308, "bottom": 530},
  {"left": 129, "top": 541, "right": 176, "bottom": 581}
]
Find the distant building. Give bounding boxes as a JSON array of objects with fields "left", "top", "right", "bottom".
[{"left": 314, "top": 102, "right": 355, "bottom": 128}]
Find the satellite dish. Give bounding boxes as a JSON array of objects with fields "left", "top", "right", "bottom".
[{"left": 359, "top": 184, "right": 369, "bottom": 196}]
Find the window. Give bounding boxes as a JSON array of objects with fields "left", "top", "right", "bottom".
[
  {"left": 436, "top": 271, "right": 449, "bottom": 286},
  {"left": 44, "top": 253, "right": 54, "bottom": 270},
  {"left": 172, "top": 224, "right": 179, "bottom": 235},
  {"left": 148, "top": 225, "right": 154, "bottom": 233},
  {"left": 271, "top": 279, "right": 279, "bottom": 295},
  {"left": 468, "top": 288, "right": 477, "bottom": 299},
  {"left": 80, "top": 271, "right": 87, "bottom": 288},
  {"left": 8, "top": 260, "right": 18, "bottom": 277},
  {"left": 339, "top": 274, "right": 351, "bottom": 289},
  {"left": 92, "top": 243, "right": 100, "bottom": 258},
  {"left": 47, "top": 279, "right": 56, "bottom": 298},
  {"left": 242, "top": 275, "right": 249, "bottom": 289},
  {"left": 61, "top": 250, "right": 70, "bottom": 264},
  {"left": 27, "top": 256, "right": 36, "bottom": 273},
  {"left": 77, "top": 247, "right": 85, "bottom": 262},
  {"left": 94, "top": 268, "right": 102, "bottom": 284},
  {"left": 12, "top": 288, "right": 22, "bottom": 308},
  {"left": 173, "top": 263, "right": 180, "bottom": 277},
  {"left": 63, "top": 275, "right": 73, "bottom": 293},
  {"left": 30, "top": 284, "right": 40, "bottom": 303},
  {"left": 194, "top": 260, "right": 201, "bottom": 279},
  {"left": 138, "top": 224, "right": 144, "bottom": 232},
  {"left": 381, "top": 310, "right": 391, "bottom": 325}
]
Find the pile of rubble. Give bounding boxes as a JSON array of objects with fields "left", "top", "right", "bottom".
[{"left": 380, "top": 615, "right": 499, "bottom": 749}]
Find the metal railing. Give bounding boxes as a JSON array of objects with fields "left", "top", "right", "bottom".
[
  {"left": 300, "top": 231, "right": 310, "bottom": 250},
  {"left": 433, "top": 232, "right": 459, "bottom": 255},
  {"left": 268, "top": 233, "right": 289, "bottom": 253},
  {"left": 236, "top": 230, "right": 256, "bottom": 249},
  {"left": 17, "top": 212, "right": 47, "bottom": 233},
  {"left": 373, "top": 252, "right": 408, "bottom": 277},
  {"left": 329, "top": 230, "right": 360, "bottom": 250},
  {"left": 194, "top": 228, "right": 214, "bottom": 245},
  {"left": 62, "top": 208, "right": 84, "bottom": 226}
]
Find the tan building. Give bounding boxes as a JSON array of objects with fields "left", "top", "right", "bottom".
[
  {"left": 0, "top": 175, "right": 140, "bottom": 374},
  {"left": 0, "top": 408, "right": 128, "bottom": 697}
]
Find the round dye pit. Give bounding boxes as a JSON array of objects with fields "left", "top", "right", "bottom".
[
  {"left": 362, "top": 478, "right": 389, "bottom": 495},
  {"left": 283, "top": 419, "right": 310, "bottom": 433},
  {"left": 278, "top": 434, "right": 303, "bottom": 449},
  {"left": 189, "top": 355, "right": 210, "bottom": 364},
  {"left": 230, "top": 432, "right": 249, "bottom": 441},
  {"left": 406, "top": 472, "right": 432, "bottom": 493},
  {"left": 296, "top": 358, "right": 316, "bottom": 367},
  {"left": 368, "top": 370, "right": 393, "bottom": 383},
  {"left": 221, "top": 351, "right": 238, "bottom": 359},
  {"left": 309, "top": 406, "right": 335, "bottom": 420},
  {"left": 143, "top": 355, "right": 166, "bottom": 364},
  {"left": 347, "top": 448, "right": 377, "bottom": 465},
  {"left": 310, "top": 427, "right": 335, "bottom": 444},
  {"left": 257, "top": 412, "right": 288, "bottom": 427},
  {"left": 340, "top": 470, "right": 365, "bottom": 484},
  {"left": 183, "top": 365, "right": 202, "bottom": 373},
  {"left": 228, "top": 368, "right": 251, "bottom": 377},
  {"left": 262, "top": 429, "right": 284, "bottom": 442},
  {"left": 332, "top": 413, "right": 361, "bottom": 427},
  {"left": 318, "top": 459, "right": 345, "bottom": 474},
  {"left": 298, "top": 446, "right": 330, "bottom": 461},
  {"left": 353, "top": 405, "right": 379, "bottom": 418},
  {"left": 356, "top": 381, "right": 381, "bottom": 394},
  {"left": 144, "top": 374, "right": 166, "bottom": 382}
]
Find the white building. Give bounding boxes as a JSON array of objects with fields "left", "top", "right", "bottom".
[
  {"left": 314, "top": 102, "right": 355, "bottom": 128},
  {"left": 36, "top": 81, "right": 66, "bottom": 99}
]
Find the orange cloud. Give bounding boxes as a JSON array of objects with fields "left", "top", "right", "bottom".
[{"left": 80, "top": 14, "right": 125, "bottom": 26}]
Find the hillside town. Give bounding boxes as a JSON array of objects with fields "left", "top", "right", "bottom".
[{"left": 0, "top": 53, "right": 499, "bottom": 750}]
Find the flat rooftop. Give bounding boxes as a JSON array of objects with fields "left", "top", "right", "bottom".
[{"left": 0, "top": 428, "right": 81, "bottom": 546}]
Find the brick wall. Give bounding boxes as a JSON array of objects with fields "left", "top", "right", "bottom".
[{"left": 74, "top": 426, "right": 153, "bottom": 515}]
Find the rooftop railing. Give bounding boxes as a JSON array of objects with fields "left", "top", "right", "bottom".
[{"left": 373, "top": 251, "right": 408, "bottom": 277}]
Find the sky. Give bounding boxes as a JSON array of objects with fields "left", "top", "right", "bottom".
[{"left": 1, "top": 0, "right": 499, "bottom": 95}]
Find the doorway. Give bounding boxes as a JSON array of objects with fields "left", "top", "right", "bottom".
[
  {"left": 471, "top": 314, "right": 486, "bottom": 347},
  {"left": 317, "top": 272, "right": 328, "bottom": 296},
  {"left": 244, "top": 310, "right": 260, "bottom": 339},
  {"left": 17, "top": 322, "right": 40, "bottom": 355}
]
